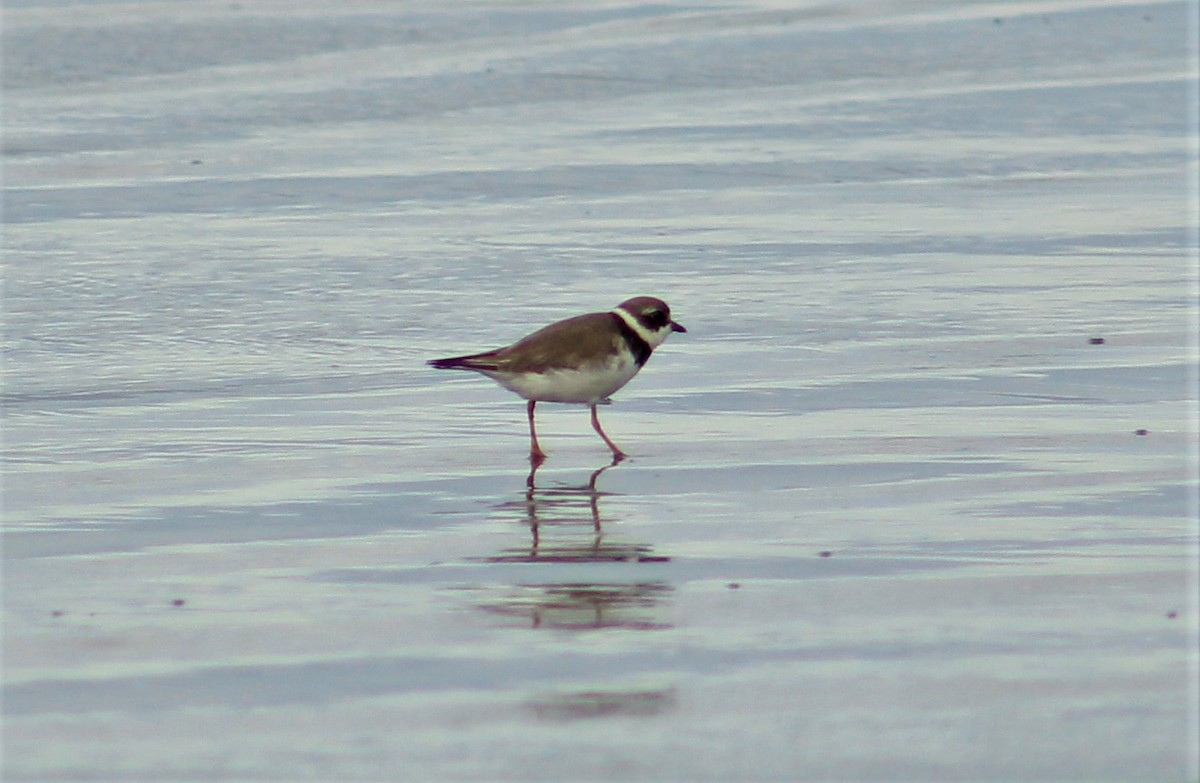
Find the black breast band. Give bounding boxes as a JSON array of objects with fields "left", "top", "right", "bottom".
[{"left": 612, "top": 313, "right": 652, "bottom": 366}]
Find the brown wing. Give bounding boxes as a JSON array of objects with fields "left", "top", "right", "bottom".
[
  {"left": 428, "top": 312, "right": 623, "bottom": 373},
  {"left": 496, "top": 312, "right": 625, "bottom": 373}
]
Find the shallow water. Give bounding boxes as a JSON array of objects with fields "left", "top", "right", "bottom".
[{"left": 4, "top": 0, "right": 1199, "bottom": 780}]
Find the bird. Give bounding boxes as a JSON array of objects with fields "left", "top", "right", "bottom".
[{"left": 428, "top": 296, "right": 686, "bottom": 462}]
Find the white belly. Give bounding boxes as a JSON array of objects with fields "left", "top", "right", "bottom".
[{"left": 486, "top": 356, "right": 642, "bottom": 404}]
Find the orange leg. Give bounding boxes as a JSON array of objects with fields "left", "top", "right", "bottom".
[
  {"left": 527, "top": 400, "right": 547, "bottom": 462},
  {"left": 590, "top": 403, "right": 627, "bottom": 460}
]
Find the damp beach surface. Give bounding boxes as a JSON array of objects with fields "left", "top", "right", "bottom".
[{"left": 3, "top": 0, "right": 1198, "bottom": 780}]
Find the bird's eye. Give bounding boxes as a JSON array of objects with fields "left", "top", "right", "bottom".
[{"left": 644, "top": 309, "right": 668, "bottom": 328}]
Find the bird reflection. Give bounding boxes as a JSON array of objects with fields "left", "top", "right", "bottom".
[
  {"left": 528, "top": 685, "right": 677, "bottom": 720},
  {"left": 476, "top": 457, "right": 674, "bottom": 630},
  {"left": 478, "top": 581, "right": 672, "bottom": 630}
]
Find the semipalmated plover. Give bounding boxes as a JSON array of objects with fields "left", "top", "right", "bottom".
[{"left": 428, "top": 296, "right": 686, "bottom": 461}]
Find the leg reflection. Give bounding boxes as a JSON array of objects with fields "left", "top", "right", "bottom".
[
  {"left": 525, "top": 454, "right": 621, "bottom": 551},
  {"left": 487, "top": 456, "right": 665, "bottom": 564}
]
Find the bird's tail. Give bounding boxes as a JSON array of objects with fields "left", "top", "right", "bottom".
[{"left": 427, "top": 353, "right": 501, "bottom": 371}]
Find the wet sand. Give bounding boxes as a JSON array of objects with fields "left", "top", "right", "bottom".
[{"left": 4, "top": 0, "right": 1198, "bottom": 780}]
